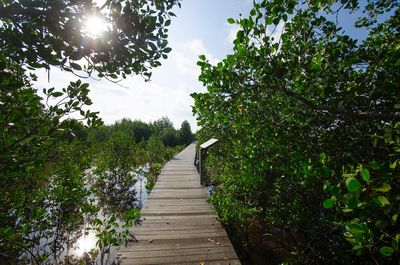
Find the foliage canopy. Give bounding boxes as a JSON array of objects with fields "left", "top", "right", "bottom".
[
  {"left": 193, "top": 0, "right": 399, "bottom": 263},
  {"left": 0, "top": 0, "right": 181, "bottom": 263},
  {"left": 0, "top": 0, "right": 180, "bottom": 80}
]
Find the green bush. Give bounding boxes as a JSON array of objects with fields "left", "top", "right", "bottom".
[{"left": 193, "top": 1, "right": 399, "bottom": 263}]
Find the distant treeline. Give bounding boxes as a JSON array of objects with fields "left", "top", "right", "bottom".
[{"left": 77, "top": 117, "right": 196, "bottom": 149}]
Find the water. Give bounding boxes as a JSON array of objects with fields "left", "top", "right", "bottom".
[
  {"left": 20, "top": 166, "right": 150, "bottom": 265},
  {"left": 133, "top": 171, "right": 149, "bottom": 208},
  {"left": 204, "top": 184, "right": 214, "bottom": 196},
  {"left": 70, "top": 167, "right": 149, "bottom": 264}
]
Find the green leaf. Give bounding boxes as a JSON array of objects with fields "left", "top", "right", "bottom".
[
  {"left": 377, "top": 196, "right": 390, "bottom": 206},
  {"left": 379, "top": 246, "right": 394, "bottom": 257},
  {"left": 70, "top": 62, "right": 82, "bottom": 71},
  {"left": 323, "top": 198, "right": 336, "bottom": 209},
  {"left": 52, "top": 92, "right": 63, "bottom": 97},
  {"left": 148, "top": 42, "right": 157, "bottom": 51},
  {"left": 346, "top": 223, "right": 368, "bottom": 236},
  {"left": 370, "top": 161, "right": 381, "bottom": 170},
  {"left": 374, "top": 196, "right": 390, "bottom": 207},
  {"left": 319, "top": 166, "right": 330, "bottom": 177},
  {"left": 361, "top": 168, "right": 370, "bottom": 182},
  {"left": 311, "top": 62, "right": 321, "bottom": 70},
  {"left": 346, "top": 178, "right": 361, "bottom": 192},
  {"left": 390, "top": 160, "right": 398, "bottom": 169},
  {"left": 392, "top": 214, "right": 398, "bottom": 222},
  {"left": 163, "top": 47, "right": 172, "bottom": 53},
  {"left": 265, "top": 17, "right": 273, "bottom": 25},
  {"left": 346, "top": 196, "right": 358, "bottom": 209},
  {"left": 319, "top": 152, "right": 327, "bottom": 164},
  {"left": 227, "top": 18, "right": 235, "bottom": 24},
  {"left": 373, "top": 183, "right": 391, "bottom": 192},
  {"left": 80, "top": 83, "right": 90, "bottom": 90},
  {"left": 236, "top": 30, "right": 244, "bottom": 40}
]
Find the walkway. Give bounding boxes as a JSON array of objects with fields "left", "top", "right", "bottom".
[{"left": 118, "top": 144, "right": 240, "bottom": 265}]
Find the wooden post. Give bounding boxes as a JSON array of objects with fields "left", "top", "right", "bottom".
[{"left": 198, "top": 138, "right": 219, "bottom": 185}]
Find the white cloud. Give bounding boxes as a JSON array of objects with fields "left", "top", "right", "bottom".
[
  {"left": 185, "top": 39, "right": 207, "bottom": 54},
  {"left": 33, "top": 36, "right": 217, "bottom": 132},
  {"left": 87, "top": 79, "right": 198, "bottom": 131},
  {"left": 172, "top": 38, "right": 219, "bottom": 79},
  {"left": 266, "top": 20, "right": 286, "bottom": 43},
  {"left": 226, "top": 23, "right": 240, "bottom": 44}
]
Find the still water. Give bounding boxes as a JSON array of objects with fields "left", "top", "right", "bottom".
[
  {"left": 20, "top": 166, "right": 150, "bottom": 265},
  {"left": 71, "top": 170, "right": 149, "bottom": 264},
  {"left": 69, "top": 170, "right": 148, "bottom": 258}
]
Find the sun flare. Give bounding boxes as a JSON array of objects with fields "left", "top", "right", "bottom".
[
  {"left": 84, "top": 16, "right": 107, "bottom": 37},
  {"left": 73, "top": 231, "right": 97, "bottom": 256}
]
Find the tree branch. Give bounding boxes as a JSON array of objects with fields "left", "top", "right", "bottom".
[{"left": 0, "top": 237, "right": 40, "bottom": 265}]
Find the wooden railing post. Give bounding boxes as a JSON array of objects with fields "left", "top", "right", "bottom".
[{"left": 197, "top": 138, "right": 219, "bottom": 185}]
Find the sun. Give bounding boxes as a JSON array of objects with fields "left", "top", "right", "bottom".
[
  {"left": 84, "top": 15, "right": 107, "bottom": 37},
  {"left": 73, "top": 230, "right": 97, "bottom": 256}
]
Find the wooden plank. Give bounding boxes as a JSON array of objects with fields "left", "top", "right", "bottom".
[
  {"left": 121, "top": 236, "right": 234, "bottom": 250},
  {"left": 144, "top": 199, "right": 209, "bottom": 203},
  {"left": 120, "top": 246, "right": 234, "bottom": 258},
  {"left": 134, "top": 223, "right": 223, "bottom": 230},
  {"left": 119, "top": 144, "right": 240, "bottom": 265},
  {"left": 141, "top": 204, "right": 213, "bottom": 209},
  {"left": 133, "top": 227, "right": 225, "bottom": 235},
  {"left": 133, "top": 232, "right": 228, "bottom": 240},
  {"left": 120, "top": 252, "right": 237, "bottom": 265},
  {"left": 139, "top": 220, "right": 221, "bottom": 227},
  {"left": 200, "top": 138, "right": 219, "bottom": 149},
  {"left": 148, "top": 193, "right": 208, "bottom": 198},
  {"left": 121, "top": 246, "right": 233, "bottom": 257}
]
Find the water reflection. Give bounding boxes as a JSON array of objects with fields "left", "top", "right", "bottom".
[
  {"left": 204, "top": 184, "right": 214, "bottom": 196},
  {"left": 72, "top": 230, "right": 97, "bottom": 257},
  {"left": 69, "top": 167, "right": 148, "bottom": 262},
  {"left": 16, "top": 162, "right": 150, "bottom": 265},
  {"left": 133, "top": 173, "right": 148, "bottom": 208}
]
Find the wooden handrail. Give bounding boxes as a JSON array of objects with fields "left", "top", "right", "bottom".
[{"left": 197, "top": 138, "right": 219, "bottom": 185}]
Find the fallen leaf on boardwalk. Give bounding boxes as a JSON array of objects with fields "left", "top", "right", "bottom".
[
  {"left": 148, "top": 239, "right": 153, "bottom": 243},
  {"left": 199, "top": 262, "right": 205, "bottom": 265},
  {"left": 176, "top": 243, "right": 180, "bottom": 246},
  {"left": 216, "top": 242, "right": 220, "bottom": 245},
  {"left": 208, "top": 238, "right": 215, "bottom": 243}
]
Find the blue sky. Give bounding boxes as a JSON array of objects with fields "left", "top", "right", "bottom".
[{"left": 34, "top": 0, "right": 253, "bottom": 131}]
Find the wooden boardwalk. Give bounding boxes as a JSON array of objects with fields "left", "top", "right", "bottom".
[{"left": 118, "top": 144, "right": 240, "bottom": 265}]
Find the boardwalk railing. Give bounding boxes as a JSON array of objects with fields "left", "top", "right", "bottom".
[{"left": 196, "top": 138, "right": 219, "bottom": 185}]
